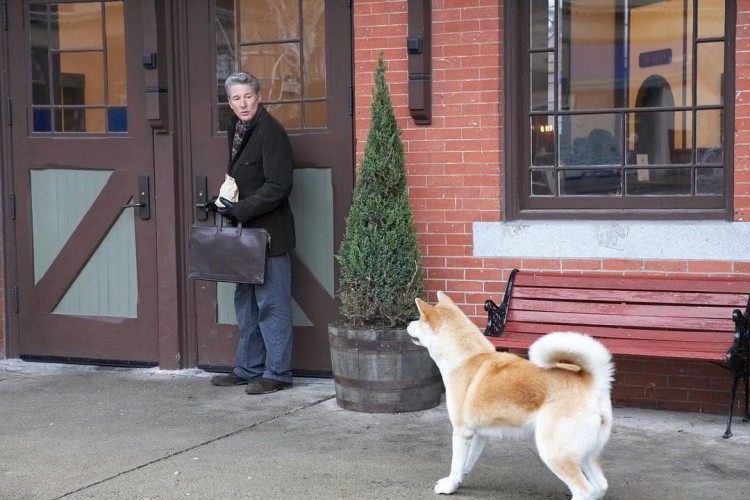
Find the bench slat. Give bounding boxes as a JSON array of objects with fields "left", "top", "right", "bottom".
[
  {"left": 507, "top": 309, "right": 733, "bottom": 332},
  {"left": 514, "top": 274, "right": 750, "bottom": 294},
  {"left": 508, "top": 297, "right": 737, "bottom": 320},
  {"left": 501, "top": 321, "right": 734, "bottom": 343},
  {"left": 511, "top": 287, "right": 748, "bottom": 308},
  {"left": 493, "top": 335, "right": 729, "bottom": 361}
]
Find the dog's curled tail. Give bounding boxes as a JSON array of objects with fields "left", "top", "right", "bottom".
[{"left": 529, "top": 332, "right": 614, "bottom": 394}]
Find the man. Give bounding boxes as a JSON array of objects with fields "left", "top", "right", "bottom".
[{"left": 209, "top": 71, "right": 296, "bottom": 394}]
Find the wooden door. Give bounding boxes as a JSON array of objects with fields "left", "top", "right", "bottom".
[
  {"left": 186, "top": 1, "right": 353, "bottom": 374},
  {"left": 7, "top": 1, "right": 160, "bottom": 363}
]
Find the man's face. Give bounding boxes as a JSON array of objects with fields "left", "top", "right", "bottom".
[{"left": 228, "top": 83, "right": 260, "bottom": 122}]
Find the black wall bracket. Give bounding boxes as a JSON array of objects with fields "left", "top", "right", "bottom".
[{"left": 407, "top": 0, "right": 431, "bottom": 125}]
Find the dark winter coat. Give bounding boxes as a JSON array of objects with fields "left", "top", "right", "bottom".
[{"left": 227, "top": 104, "right": 296, "bottom": 256}]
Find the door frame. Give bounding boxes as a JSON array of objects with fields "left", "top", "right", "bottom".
[
  {"left": 180, "top": 1, "right": 355, "bottom": 372},
  {"left": 0, "top": 0, "right": 185, "bottom": 368},
  {"left": 0, "top": 0, "right": 354, "bottom": 370},
  {"left": 0, "top": 0, "right": 19, "bottom": 358}
]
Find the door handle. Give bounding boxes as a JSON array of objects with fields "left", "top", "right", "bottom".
[
  {"left": 194, "top": 175, "right": 208, "bottom": 221},
  {"left": 122, "top": 174, "right": 150, "bottom": 220}
]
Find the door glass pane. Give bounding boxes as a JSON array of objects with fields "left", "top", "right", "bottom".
[
  {"left": 55, "top": 2, "right": 103, "bottom": 50},
  {"left": 239, "top": 0, "right": 299, "bottom": 42},
  {"left": 29, "top": 1, "right": 127, "bottom": 133},
  {"left": 55, "top": 107, "right": 106, "bottom": 133},
  {"left": 105, "top": 1, "right": 126, "bottom": 106},
  {"left": 239, "top": 42, "right": 300, "bottom": 104},
  {"left": 55, "top": 52, "right": 104, "bottom": 105},
  {"left": 302, "top": 0, "right": 326, "bottom": 100},
  {"left": 215, "top": 0, "right": 326, "bottom": 131},
  {"left": 304, "top": 102, "right": 327, "bottom": 129},
  {"left": 215, "top": 0, "right": 235, "bottom": 104}
]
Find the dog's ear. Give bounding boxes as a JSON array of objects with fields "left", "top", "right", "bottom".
[
  {"left": 415, "top": 297, "right": 432, "bottom": 317},
  {"left": 437, "top": 291, "right": 454, "bottom": 304}
]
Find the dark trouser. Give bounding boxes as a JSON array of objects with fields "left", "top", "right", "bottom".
[{"left": 232, "top": 253, "right": 293, "bottom": 383}]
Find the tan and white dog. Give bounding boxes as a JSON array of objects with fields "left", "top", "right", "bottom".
[{"left": 407, "top": 292, "right": 614, "bottom": 500}]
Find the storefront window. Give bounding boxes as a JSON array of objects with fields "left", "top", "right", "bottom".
[{"left": 516, "top": 0, "right": 728, "bottom": 216}]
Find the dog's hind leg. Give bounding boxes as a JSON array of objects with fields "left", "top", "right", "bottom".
[
  {"left": 539, "top": 454, "right": 595, "bottom": 500},
  {"left": 582, "top": 455, "right": 608, "bottom": 500},
  {"left": 435, "top": 429, "right": 471, "bottom": 494},
  {"left": 463, "top": 433, "right": 487, "bottom": 475},
  {"left": 536, "top": 431, "right": 595, "bottom": 500},
  {"left": 583, "top": 399, "right": 612, "bottom": 499}
]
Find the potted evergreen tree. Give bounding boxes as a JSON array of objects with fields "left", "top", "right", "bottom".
[{"left": 328, "top": 53, "right": 441, "bottom": 413}]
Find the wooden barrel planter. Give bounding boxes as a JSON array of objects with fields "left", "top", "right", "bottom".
[{"left": 328, "top": 324, "right": 443, "bottom": 413}]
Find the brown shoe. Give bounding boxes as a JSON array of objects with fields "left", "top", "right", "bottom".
[
  {"left": 210, "top": 373, "right": 249, "bottom": 386},
  {"left": 245, "top": 378, "right": 292, "bottom": 395}
]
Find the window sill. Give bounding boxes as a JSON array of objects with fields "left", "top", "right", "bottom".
[{"left": 473, "top": 221, "right": 750, "bottom": 262}]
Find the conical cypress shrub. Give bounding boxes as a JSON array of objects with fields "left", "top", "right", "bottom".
[{"left": 336, "top": 53, "right": 423, "bottom": 328}]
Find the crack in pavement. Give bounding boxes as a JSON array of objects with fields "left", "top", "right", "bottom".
[{"left": 53, "top": 394, "right": 336, "bottom": 499}]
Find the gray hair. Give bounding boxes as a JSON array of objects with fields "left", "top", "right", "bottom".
[{"left": 224, "top": 71, "right": 261, "bottom": 96}]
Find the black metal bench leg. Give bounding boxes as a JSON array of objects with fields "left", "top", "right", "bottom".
[
  {"left": 723, "top": 371, "right": 741, "bottom": 439},
  {"left": 725, "top": 306, "right": 750, "bottom": 438}
]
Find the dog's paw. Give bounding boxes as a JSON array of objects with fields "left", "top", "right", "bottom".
[{"left": 434, "top": 477, "right": 460, "bottom": 495}]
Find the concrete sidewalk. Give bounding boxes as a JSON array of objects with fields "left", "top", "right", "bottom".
[{"left": 1, "top": 359, "right": 749, "bottom": 500}]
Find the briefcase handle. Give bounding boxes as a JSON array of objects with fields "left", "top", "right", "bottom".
[{"left": 213, "top": 214, "right": 271, "bottom": 246}]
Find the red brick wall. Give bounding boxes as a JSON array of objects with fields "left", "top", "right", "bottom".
[
  {"left": 354, "top": 0, "right": 750, "bottom": 415},
  {"left": 736, "top": 1, "right": 750, "bottom": 220},
  {"left": 613, "top": 357, "right": 735, "bottom": 415},
  {"left": 354, "top": 0, "right": 504, "bottom": 314}
]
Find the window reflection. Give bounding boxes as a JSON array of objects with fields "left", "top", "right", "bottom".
[
  {"left": 214, "top": 0, "right": 327, "bottom": 131},
  {"left": 527, "top": 0, "right": 725, "bottom": 200},
  {"left": 559, "top": 114, "right": 621, "bottom": 167},
  {"left": 626, "top": 168, "right": 691, "bottom": 196},
  {"left": 627, "top": 110, "right": 691, "bottom": 166},
  {"left": 29, "top": 2, "right": 126, "bottom": 133},
  {"left": 561, "top": 168, "right": 621, "bottom": 196},
  {"left": 696, "top": 42, "right": 724, "bottom": 106},
  {"left": 696, "top": 109, "right": 723, "bottom": 165},
  {"left": 696, "top": 168, "right": 722, "bottom": 195}
]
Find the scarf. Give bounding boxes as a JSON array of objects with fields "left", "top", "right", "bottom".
[{"left": 231, "top": 120, "right": 250, "bottom": 161}]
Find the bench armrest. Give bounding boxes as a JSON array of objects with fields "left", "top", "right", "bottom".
[
  {"left": 484, "top": 268, "right": 519, "bottom": 337},
  {"left": 727, "top": 295, "right": 750, "bottom": 370}
]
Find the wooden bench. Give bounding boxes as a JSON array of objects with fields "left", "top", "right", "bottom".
[{"left": 483, "top": 269, "right": 750, "bottom": 438}]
